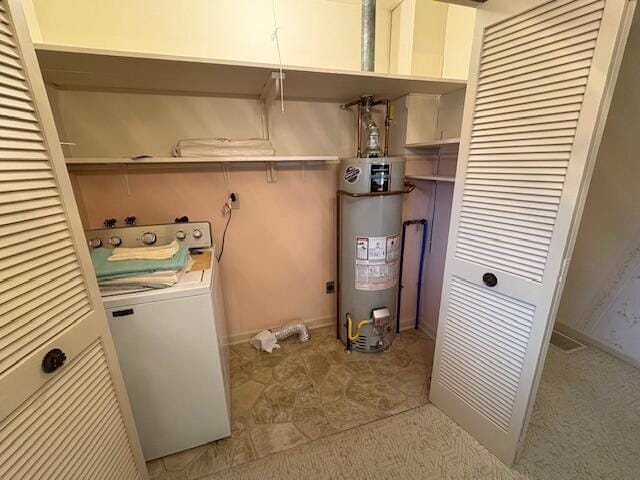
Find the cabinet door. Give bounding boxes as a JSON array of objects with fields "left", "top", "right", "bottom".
[
  {"left": 0, "top": 1, "right": 147, "bottom": 478},
  {"left": 430, "top": 0, "right": 635, "bottom": 465}
]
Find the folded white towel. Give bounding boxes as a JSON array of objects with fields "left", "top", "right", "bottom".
[
  {"left": 173, "top": 138, "right": 276, "bottom": 157},
  {"left": 108, "top": 240, "right": 180, "bottom": 261}
]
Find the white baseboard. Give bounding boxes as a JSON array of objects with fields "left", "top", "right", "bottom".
[
  {"left": 398, "top": 317, "right": 416, "bottom": 332},
  {"left": 397, "top": 317, "right": 437, "bottom": 341},
  {"left": 228, "top": 316, "right": 334, "bottom": 345},
  {"left": 403, "top": 317, "right": 436, "bottom": 340},
  {"left": 228, "top": 315, "right": 433, "bottom": 345},
  {"left": 555, "top": 322, "right": 640, "bottom": 370}
]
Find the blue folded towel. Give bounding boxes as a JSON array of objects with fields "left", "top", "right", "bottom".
[{"left": 91, "top": 246, "right": 189, "bottom": 281}]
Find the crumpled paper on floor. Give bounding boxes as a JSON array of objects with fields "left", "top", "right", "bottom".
[{"left": 249, "top": 330, "right": 281, "bottom": 353}]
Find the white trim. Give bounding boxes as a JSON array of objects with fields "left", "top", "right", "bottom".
[
  {"left": 228, "top": 315, "right": 422, "bottom": 346},
  {"left": 554, "top": 322, "right": 640, "bottom": 370},
  {"left": 228, "top": 316, "right": 334, "bottom": 346}
]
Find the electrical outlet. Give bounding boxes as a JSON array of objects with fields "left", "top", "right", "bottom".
[
  {"left": 228, "top": 192, "right": 240, "bottom": 209},
  {"left": 325, "top": 281, "right": 335, "bottom": 294}
]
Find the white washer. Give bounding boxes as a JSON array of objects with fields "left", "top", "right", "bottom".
[{"left": 87, "top": 222, "right": 230, "bottom": 460}]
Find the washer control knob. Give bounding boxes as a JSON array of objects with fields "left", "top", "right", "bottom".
[
  {"left": 192, "top": 229, "right": 203, "bottom": 239},
  {"left": 88, "top": 238, "right": 102, "bottom": 248},
  {"left": 175, "top": 231, "right": 186, "bottom": 240},
  {"left": 141, "top": 232, "right": 157, "bottom": 245},
  {"left": 109, "top": 236, "right": 122, "bottom": 247}
]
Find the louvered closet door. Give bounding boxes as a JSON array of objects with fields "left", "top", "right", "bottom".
[
  {"left": 430, "top": 0, "right": 635, "bottom": 465},
  {"left": 0, "top": 1, "right": 147, "bottom": 478}
]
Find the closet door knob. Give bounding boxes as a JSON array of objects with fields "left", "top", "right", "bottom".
[
  {"left": 42, "top": 348, "right": 67, "bottom": 373},
  {"left": 482, "top": 273, "right": 498, "bottom": 288}
]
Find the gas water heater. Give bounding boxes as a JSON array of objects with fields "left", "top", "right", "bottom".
[{"left": 337, "top": 96, "right": 407, "bottom": 352}]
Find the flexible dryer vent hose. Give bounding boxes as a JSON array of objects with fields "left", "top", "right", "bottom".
[{"left": 271, "top": 321, "right": 311, "bottom": 342}]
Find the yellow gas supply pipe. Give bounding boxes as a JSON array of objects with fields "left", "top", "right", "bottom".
[{"left": 346, "top": 313, "right": 370, "bottom": 341}]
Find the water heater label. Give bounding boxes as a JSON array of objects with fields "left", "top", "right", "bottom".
[
  {"left": 356, "top": 237, "right": 369, "bottom": 260},
  {"left": 367, "top": 237, "right": 387, "bottom": 261},
  {"left": 386, "top": 235, "right": 400, "bottom": 263},
  {"left": 355, "top": 234, "right": 400, "bottom": 291}
]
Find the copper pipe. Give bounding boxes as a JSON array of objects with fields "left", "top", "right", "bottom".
[
  {"left": 356, "top": 104, "right": 362, "bottom": 158},
  {"left": 372, "top": 99, "right": 391, "bottom": 157},
  {"left": 337, "top": 183, "right": 415, "bottom": 198},
  {"left": 383, "top": 100, "right": 391, "bottom": 157},
  {"left": 342, "top": 97, "right": 390, "bottom": 159}
]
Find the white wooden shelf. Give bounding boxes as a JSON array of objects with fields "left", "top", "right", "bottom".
[
  {"left": 65, "top": 156, "right": 339, "bottom": 165},
  {"left": 406, "top": 174, "right": 455, "bottom": 183},
  {"left": 405, "top": 138, "right": 460, "bottom": 150},
  {"left": 34, "top": 44, "right": 467, "bottom": 100}
]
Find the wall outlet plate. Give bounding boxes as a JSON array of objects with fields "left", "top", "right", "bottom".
[
  {"left": 228, "top": 192, "right": 240, "bottom": 209},
  {"left": 325, "top": 281, "right": 335, "bottom": 294}
]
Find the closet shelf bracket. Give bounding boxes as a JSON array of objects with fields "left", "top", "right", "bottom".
[
  {"left": 259, "top": 71, "right": 286, "bottom": 141},
  {"left": 266, "top": 161, "right": 278, "bottom": 183}
]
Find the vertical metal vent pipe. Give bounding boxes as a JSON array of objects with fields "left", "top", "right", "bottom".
[{"left": 361, "top": 0, "right": 376, "bottom": 71}]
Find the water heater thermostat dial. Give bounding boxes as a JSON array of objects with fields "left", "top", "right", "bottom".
[
  {"left": 141, "top": 232, "right": 157, "bottom": 245},
  {"left": 192, "top": 229, "right": 202, "bottom": 239}
]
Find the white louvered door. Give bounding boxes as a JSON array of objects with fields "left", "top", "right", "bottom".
[
  {"left": 430, "top": 0, "right": 635, "bottom": 465},
  {"left": 0, "top": 1, "right": 147, "bottom": 478}
]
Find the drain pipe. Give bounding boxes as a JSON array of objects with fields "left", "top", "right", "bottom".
[
  {"left": 396, "top": 219, "right": 429, "bottom": 333},
  {"left": 361, "top": 0, "right": 376, "bottom": 71}
]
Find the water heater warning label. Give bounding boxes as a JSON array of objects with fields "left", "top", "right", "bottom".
[{"left": 355, "top": 234, "right": 400, "bottom": 291}]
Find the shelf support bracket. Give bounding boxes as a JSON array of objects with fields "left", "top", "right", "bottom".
[
  {"left": 259, "top": 72, "right": 285, "bottom": 184},
  {"left": 122, "top": 164, "right": 131, "bottom": 196},
  {"left": 265, "top": 161, "right": 278, "bottom": 183},
  {"left": 222, "top": 163, "right": 231, "bottom": 190},
  {"left": 259, "top": 71, "right": 285, "bottom": 141}
]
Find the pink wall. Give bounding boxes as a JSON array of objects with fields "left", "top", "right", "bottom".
[
  {"left": 71, "top": 163, "right": 338, "bottom": 337},
  {"left": 55, "top": 89, "right": 455, "bottom": 339},
  {"left": 70, "top": 157, "right": 454, "bottom": 339}
]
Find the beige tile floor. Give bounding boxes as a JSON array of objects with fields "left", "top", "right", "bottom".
[
  {"left": 147, "top": 325, "right": 435, "bottom": 480},
  {"left": 149, "top": 338, "right": 640, "bottom": 480}
]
